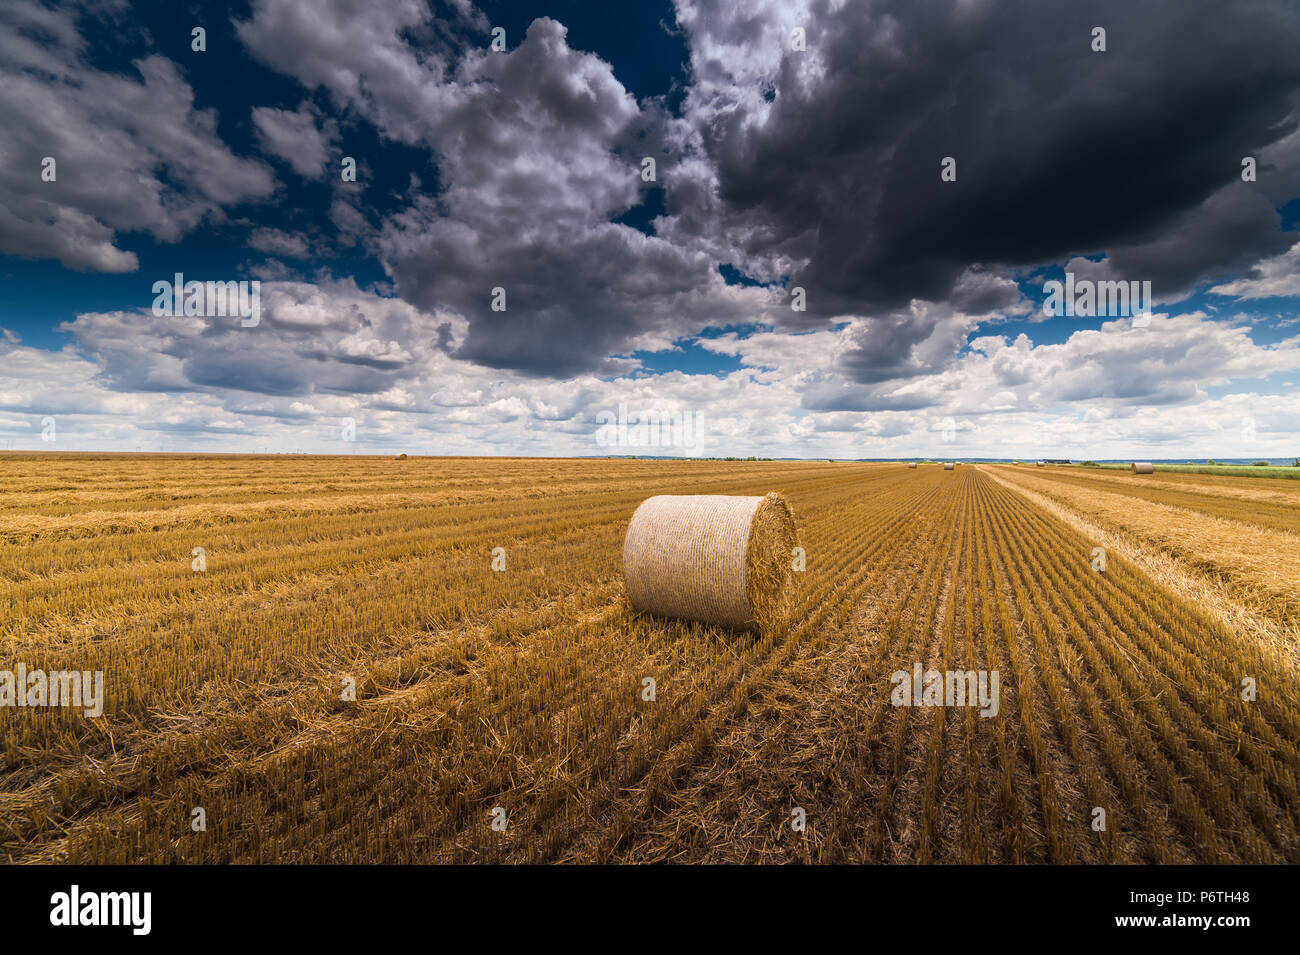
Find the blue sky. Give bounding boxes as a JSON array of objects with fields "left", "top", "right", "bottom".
[{"left": 1, "top": 0, "right": 1299, "bottom": 458}]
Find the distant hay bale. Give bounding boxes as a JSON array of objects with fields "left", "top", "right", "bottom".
[
  {"left": 1036, "top": 460, "right": 1046, "bottom": 467},
  {"left": 943, "top": 462, "right": 955, "bottom": 470},
  {"left": 908, "top": 462, "right": 918, "bottom": 469},
  {"left": 396, "top": 453, "right": 408, "bottom": 460},
  {"left": 1131, "top": 461, "right": 1154, "bottom": 474},
  {"left": 623, "top": 493, "right": 799, "bottom": 633}
]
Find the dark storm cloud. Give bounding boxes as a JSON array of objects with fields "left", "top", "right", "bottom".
[
  {"left": 833, "top": 313, "right": 939, "bottom": 384},
  {"left": 225, "top": 0, "right": 1300, "bottom": 380},
  {"left": 12, "top": 0, "right": 1299, "bottom": 394},
  {"left": 237, "top": 3, "right": 767, "bottom": 376},
  {"left": 689, "top": 0, "right": 1300, "bottom": 317},
  {"left": 1100, "top": 184, "right": 1294, "bottom": 293},
  {"left": 366, "top": 15, "right": 758, "bottom": 376}
]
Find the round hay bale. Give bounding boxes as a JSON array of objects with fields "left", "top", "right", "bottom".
[
  {"left": 1036, "top": 460, "right": 1046, "bottom": 467},
  {"left": 623, "top": 492, "right": 798, "bottom": 633},
  {"left": 1131, "top": 461, "right": 1153, "bottom": 474},
  {"left": 396, "top": 452, "right": 408, "bottom": 460},
  {"left": 943, "top": 462, "right": 955, "bottom": 470},
  {"left": 908, "top": 461, "right": 918, "bottom": 469}
]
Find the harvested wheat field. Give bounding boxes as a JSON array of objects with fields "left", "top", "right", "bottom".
[{"left": 2, "top": 454, "right": 1298, "bottom": 864}]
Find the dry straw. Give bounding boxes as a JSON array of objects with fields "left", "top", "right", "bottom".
[
  {"left": 1036, "top": 460, "right": 1046, "bottom": 467},
  {"left": 1131, "top": 461, "right": 1154, "bottom": 474},
  {"left": 943, "top": 462, "right": 955, "bottom": 470},
  {"left": 908, "top": 462, "right": 918, "bottom": 469},
  {"left": 623, "top": 493, "right": 799, "bottom": 633}
]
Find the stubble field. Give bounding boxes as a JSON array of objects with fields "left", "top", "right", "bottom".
[{"left": 1, "top": 454, "right": 1297, "bottom": 863}]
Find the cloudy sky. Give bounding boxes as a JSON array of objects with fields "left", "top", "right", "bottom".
[{"left": 2, "top": 0, "right": 1299, "bottom": 459}]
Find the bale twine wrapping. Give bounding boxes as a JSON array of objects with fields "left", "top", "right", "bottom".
[
  {"left": 943, "top": 462, "right": 955, "bottom": 470},
  {"left": 1131, "top": 461, "right": 1154, "bottom": 474},
  {"left": 623, "top": 493, "right": 798, "bottom": 633}
]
